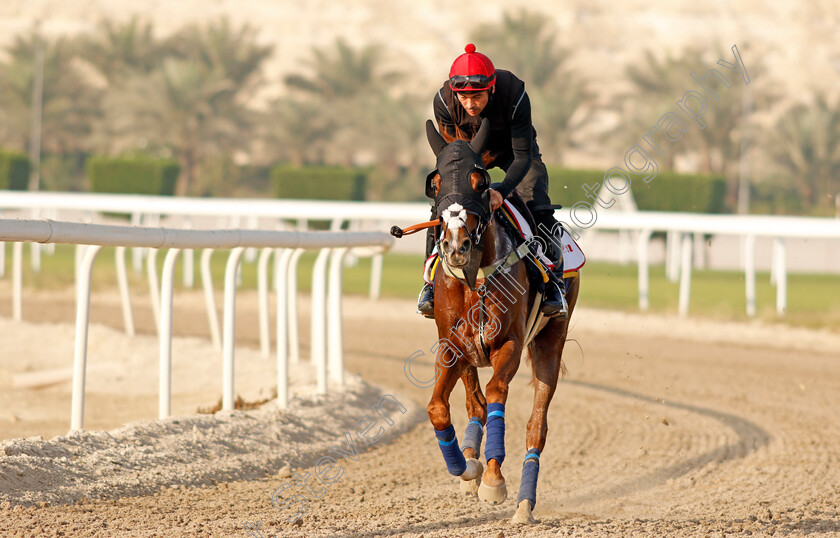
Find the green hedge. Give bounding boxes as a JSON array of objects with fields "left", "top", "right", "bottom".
[
  {"left": 491, "top": 166, "right": 727, "bottom": 213},
  {"left": 271, "top": 165, "right": 366, "bottom": 201},
  {"left": 545, "top": 167, "right": 606, "bottom": 207},
  {"left": 750, "top": 179, "right": 805, "bottom": 215},
  {"left": 631, "top": 170, "right": 727, "bottom": 213},
  {"left": 0, "top": 151, "right": 31, "bottom": 190},
  {"left": 87, "top": 156, "right": 179, "bottom": 195}
]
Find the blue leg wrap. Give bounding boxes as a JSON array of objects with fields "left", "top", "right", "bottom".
[
  {"left": 516, "top": 448, "right": 541, "bottom": 509},
  {"left": 435, "top": 425, "right": 466, "bottom": 476},
  {"left": 461, "top": 418, "right": 484, "bottom": 458},
  {"left": 484, "top": 403, "right": 506, "bottom": 464}
]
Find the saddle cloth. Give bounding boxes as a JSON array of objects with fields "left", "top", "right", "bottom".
[{"left": 424, "top": 200, "right": 585, "bottom": 284}]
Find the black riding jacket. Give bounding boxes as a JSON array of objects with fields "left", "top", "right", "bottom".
[{"left": 433, "top": 69, "right": 540, "bottom": 200}]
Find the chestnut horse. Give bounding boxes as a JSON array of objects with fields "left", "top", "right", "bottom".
[{"left": 424, "top": 118, "right": 580, "bottom": 524}]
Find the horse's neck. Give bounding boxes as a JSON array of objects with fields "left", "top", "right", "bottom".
[{"left": 479, "top": 217, "right": 508, "bottom": 267}]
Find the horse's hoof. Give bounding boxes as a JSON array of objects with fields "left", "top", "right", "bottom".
[
  {"left": 459, "top": 477, "right": 479, "bottom": 497},
  {"left": 461, "top": 458, "right": 483, "bottom": 481},
  {"left": 511, "top": 499, "right": 536, "bottom": 524},
  {"left": 478, "top": 480, "right": 507, "bottom": 505}
]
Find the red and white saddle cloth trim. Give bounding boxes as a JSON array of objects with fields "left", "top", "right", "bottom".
[
  {"left": 503, "top": 201, "right": 586, "bottom": 275},
  {"left": 423, "top": 200, "right": 585, "bottom": 284}
]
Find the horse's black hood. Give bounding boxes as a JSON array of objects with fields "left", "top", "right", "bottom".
[
  {"left": 425, "top": 119, "right": 492, "bottom": 222},
  {"left": 431, "top": 140, "right": 491, "bottom": 220}
]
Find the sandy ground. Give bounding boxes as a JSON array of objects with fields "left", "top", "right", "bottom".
[{"left": 1, "top": 283, "right": 839, "bottom": 536}]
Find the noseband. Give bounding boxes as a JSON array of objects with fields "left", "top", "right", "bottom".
[{"left": 438, "top": 195, "right": 490, "bottom": 253}]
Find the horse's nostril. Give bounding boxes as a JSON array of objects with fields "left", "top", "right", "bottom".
[
  {"left": 442, "top": 240, "right": 450, "bottom": 252},
  {"left": 459, "top": 240, "right": 471, "bottom": 254}
]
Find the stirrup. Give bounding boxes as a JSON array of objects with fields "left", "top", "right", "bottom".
[
  {"left": 417, "top": 283, "right": 435, "bottom": 318},
  {"left": 540, "top": 282, "right": 568, "bottom": 319}
]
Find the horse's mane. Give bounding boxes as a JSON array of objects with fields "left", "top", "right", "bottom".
[{"left": 439, "top": 121, "right": 496, "bottom": 169}]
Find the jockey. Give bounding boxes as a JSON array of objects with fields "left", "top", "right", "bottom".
[{"left": 418, "top": 43, "right": 568, "bottom": 318}]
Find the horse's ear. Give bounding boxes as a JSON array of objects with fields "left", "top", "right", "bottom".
[
  {"left": 469, "top": 118, "right": 490, "bottom": 154},
  {"left": 426, "top": 119, "right": 447, "bottom": 157}
]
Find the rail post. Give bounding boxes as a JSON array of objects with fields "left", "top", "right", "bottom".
[
  {"left": 257, "top": 247, "right": 274, "bottom": 358},
  {"left": 637, "top": 230, "right": 652, "bottom": 311},
  {"left": 774, "top": 238, "right": 787, "bottom": 315},
  {"left": 159, "top": 248, "right": 182, "bottom": 419},
  {"left": 12, "top": 241, "right": 23, "bottom": 321},
  {"left": 223, "top": 247, "right": 247, "bottom": 411},
  {"left": 744, "top": 235, "right": 757, "bottom": 317},
  {"left": 328, "top": 248, "right": 348, "bottom": 386},
  {"left": 275, "top": 248, "right": 295, "bottom": 408},
  {"left": 678, "top": 233, "right": 693, "bottom": 316},
  {"left": 287, "top": 248, "right": 305, "bottom": 364},
  {"left": 146, "top": 248, "right": 161, "bottom": 333},
  {"left": 311, "top": 248, "right": 332, "bottom": 394},
  {"left": 115, "top": 246, "right": 135, "bottom": 337},
  {"left": 200, "top": 248, "right": 222, "bottom": 351},
  {"left": 70, "top": 244, "right": 103, "bottom": 432}
]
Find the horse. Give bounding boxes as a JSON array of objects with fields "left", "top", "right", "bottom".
[{"left": 423, "top": 117, "right": 580, "bottom": 524}]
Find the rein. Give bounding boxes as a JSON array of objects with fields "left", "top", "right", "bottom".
[
  {"left": 435, "top": 205, "right": 490, "bottom": 292},
  {"left": 436, "top": 214, "right": 534, "bottom": 360},
  {"left": 390, "top": 219, "right": 440, "bottom": 238},
  {"left": 438, "top": 240, "right": 534, "bottom": 287}
]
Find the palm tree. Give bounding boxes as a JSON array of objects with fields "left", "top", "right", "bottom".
[
  {"left": 471, "top": 10, "right": 567, "bottom": 91},
  {"left": 469, "top": 9, "right": 594, "bottom": 164},
  {"left": 622, "top": 45, "right": 776, "bottom": 206},
  {"left": 274, "top": 38, "right": 420, "bottom": 174},
  {"left": 265, "top": 98, "right": 336, "bottom": 166},
  {"left": 114, "top": 58, "right": 240, "bottom": 195},
  {"left": 167, "top": 17, "right": 272, "bottom": 99},
  {"left": 0, "top": 30, "right": 101, "bottom": 156},
  {"left": 76, "top": 17, "right": 163, "bottom": 85},
  {"left": 284, "top": 38, "right": 399, "bottom": 100},
  {"left": 620, "top": 49, "right": 697, "bottom": 170},
  {"left": 92, "top": 18, "right": 272, "bottom": 195},
  {"left": 770, "top": 93, "right": 840, "bottom": 209}
]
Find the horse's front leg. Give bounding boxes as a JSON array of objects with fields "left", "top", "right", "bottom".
[
  {"left": 427, "top": 356, "right": 482, "bottom": 482},
  {"left": 479, "top": 339, "right": 522, "bottom": 505},
  {"left": 458, "top": 366, "right": 487, "bottom": 496}
]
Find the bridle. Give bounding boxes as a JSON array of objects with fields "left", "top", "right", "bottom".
[
  {"left": 437, "top": 201, "right": 490, "bottom": 254},
  {"left": 434, "top": 164, "right": 492, "bottom": 257},
  {"left": 425, "top": 116, "right": 495, "bottom": 291}
]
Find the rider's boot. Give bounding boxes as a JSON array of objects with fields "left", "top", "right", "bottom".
[
  {"left": 417, "top": 226, "right": 436, "bottom": 318},
  {"left": 417, "top": 283, "right": 435, "bottom": 318},
  {"left": 537, "top": 219, "right": 568, "bottom": 319}
]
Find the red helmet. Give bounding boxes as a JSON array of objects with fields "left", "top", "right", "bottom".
[{"left": 448, "top": 44, "right": 496, "bottom": 92}]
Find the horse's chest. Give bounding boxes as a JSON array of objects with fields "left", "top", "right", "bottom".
[
  {"left": 464, "top": 345, "right": 492, "bottom": 368},
  {"left": 450, "top": 320, "right": 493, "bottom": 368}
]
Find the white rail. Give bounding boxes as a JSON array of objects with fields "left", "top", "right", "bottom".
[
  {"left": 0, "top": 190, "right": 427, "bottom": 221},
  {"left": 0, "top": 190, "right": 424, "bottom": 308},
  {"left": 3, "top": 191, "right": 840, "bottom": 317},
  {"left": 0, "top": 218, "right": 393, "bottom": 432},
  {"left": 592, "top": 211, "right": 840, "bottom": 316}
]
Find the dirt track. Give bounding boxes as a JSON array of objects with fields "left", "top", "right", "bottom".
[{"left": 2, "top": 287, "right": 840, "bottom": 537}]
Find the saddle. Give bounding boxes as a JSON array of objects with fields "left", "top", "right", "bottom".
[
  {"left": 491, "top": 186, "right": 549, "bottom": 293},
  {"left": 493, "top": 185, "right": 538, "bottom": 238},
  {"left": 425, "top": 187, "right": 583, "bottom": 289}
]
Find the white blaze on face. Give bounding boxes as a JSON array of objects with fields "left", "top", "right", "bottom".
[{"left": 442, "top": 203, "right": 468, "bottom": 231}]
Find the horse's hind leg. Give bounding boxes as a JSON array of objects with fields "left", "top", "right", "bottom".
[
  {"left": 459, "top": 366, "right": 487, "bottom": 496},
  {"left": 513, "top": 322, "right": 568, "bottom": 524}
]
